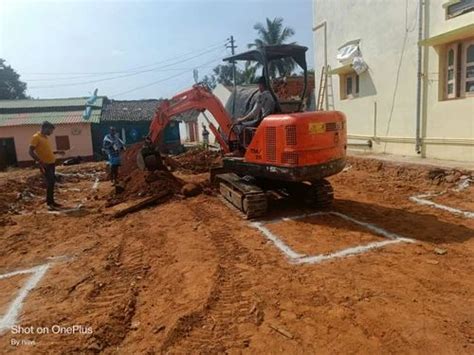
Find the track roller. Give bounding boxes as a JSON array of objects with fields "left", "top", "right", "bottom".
[
  {"left": 304, "top": 179, "right": 334, "bottom": 209},
  {"left": 217, "top": 173, "right": 267, "bottom": 219}
]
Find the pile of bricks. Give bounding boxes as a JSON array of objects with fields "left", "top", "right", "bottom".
[{"left": 272, "top": 75, "right": 315, "bottom": 100}]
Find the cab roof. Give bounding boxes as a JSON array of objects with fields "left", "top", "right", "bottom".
[{"left": 223, "top": 44, "right": 308, "bottom": 70}]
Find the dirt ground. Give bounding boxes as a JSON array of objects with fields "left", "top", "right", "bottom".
[{"left": 0, "top": 156, "right": 473, "bottom": 354}]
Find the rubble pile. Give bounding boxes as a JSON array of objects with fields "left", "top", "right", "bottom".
[
  {"left": 426, "top": 168, "right": 474, "bottom": 185},
  {"left": 0, "top": 176, "right": 43, "bottom": 215},
  {"left": 168, "top": 147, "right": 222, "bottom": 174},
  {"left": 347, "top": 157, "right": 474, "bottom": 187}
]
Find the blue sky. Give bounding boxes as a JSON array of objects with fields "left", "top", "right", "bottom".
[{"left": 0, "top": 0, "right": 314, "bottom": 100}]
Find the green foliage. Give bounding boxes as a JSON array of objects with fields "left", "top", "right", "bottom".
[
  {"left": 0, "top": 59, "right": 28, "bottom": 99},
  {"left": 204, "top": 17, "right": 296, "bottom": 88},
  {"left": 241, "top": 62, "right": 257, "bottom": 84},
  {"left": 212, "top": 64, "right": 237, "bottom": 87},
  {"left": 208, "top": 62, "right": 257, "bottom": 89},
  {"left": 201, "top": 74, "right": 217, "bottom": 90},
  {"left": 248, "top": 17, "right": 296, "bottom": 78}
]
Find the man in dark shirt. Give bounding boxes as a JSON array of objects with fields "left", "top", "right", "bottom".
[{"left": 236, "top": 76, "right": 276, "bottom": 127}]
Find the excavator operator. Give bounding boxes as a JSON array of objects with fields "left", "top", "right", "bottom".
[{"left": 236, "top": 76, "right": 276, "bottom": 129}]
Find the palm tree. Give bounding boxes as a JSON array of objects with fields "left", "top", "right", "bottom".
[
  {"left": 248, "top": 17, "right": 296, "bottom": 78},
  {"left": 241, "top": 61, "right": 257, "bottom": 84}
]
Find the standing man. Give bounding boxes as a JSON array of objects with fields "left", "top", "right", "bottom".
[
  {"left": 28, "top": 121, "right": 64, "bottom": 210},
  {"left": 201, "top": 124, "right": 209, "bottom": 149},
  {"left": 102, "top": 127, "right": 125, "bottom": 185}
]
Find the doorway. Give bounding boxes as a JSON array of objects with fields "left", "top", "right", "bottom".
[{"left": 0, "top": 138, "right": 18, "bottom": 170}]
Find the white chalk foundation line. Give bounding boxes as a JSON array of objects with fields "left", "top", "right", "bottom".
[
  {"left": 329, "top": 212, "right": 414, "bottom": 242},
  {"left": 0, "top": 264, "right": 50, "bottom": 334},
  {"left": 262, "top": 211, "right": 414, "bottom": 242},
  {"left": 409, "top": 178, "right": 474, "bottom": 219},
  {"left": 250, "top": 212, "right": 414, "bottom": 265},
  {"left": 251, "top": 222, "right": 305, "bottom": 259},
  {"left": 295, "top": 239, "right": 405, "bottom": 264},
  {"left": 409, "top": 195, "right": 474, "bottom": 219}
]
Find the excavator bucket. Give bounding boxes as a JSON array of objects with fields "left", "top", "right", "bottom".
[{"left": 136, "top": 144, "right": 165, "bottom": 171}]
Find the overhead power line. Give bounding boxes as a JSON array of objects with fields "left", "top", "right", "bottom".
[
  {"left": 28, "top": 45, "right": 227, "bottom": 89},
  {"left": 24, "top": 40, "right": 228, "bottom": 77},
  {"left": 25, "top": 66, "right": 217, "bottom": 82},
  {"left": 112, "top": 56, "right": 223, "bottom": 97}
]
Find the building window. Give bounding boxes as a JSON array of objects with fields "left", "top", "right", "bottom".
[
  {"left": 443, "top": 39, "right": 474, "bottom": 99},
  {"left": 462, "top": 40, "right": 474, "bottom": 96},
  {"left": 445, "top": 0, "right": 474, "bottom": 19},
  {"left": 446, "top": 44, "right": 458, "bottom": 98},
  {"left": 186, "top": 122, "right": 198, "bottom": 142},
  {"left": 341, "top": 73, "right": 359, "bottom": 100},
  {"left": 55, "top": 136, "right": 70, "bottom": 150}
]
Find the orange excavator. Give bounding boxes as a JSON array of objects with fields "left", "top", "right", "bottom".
[{"left": 138, "top": 44, "right": 347, "bottom": 218}]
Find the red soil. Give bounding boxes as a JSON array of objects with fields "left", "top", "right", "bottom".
[{"left": 168, "top": 147, "right": 222, "bottom": 174}]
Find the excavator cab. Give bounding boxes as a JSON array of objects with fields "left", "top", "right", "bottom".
[
  {"left": 223, "top": 45, "right": 311, "bottom": 152},
  {"left": 223, "top": 44, "right": 310, "bottom": 115}
]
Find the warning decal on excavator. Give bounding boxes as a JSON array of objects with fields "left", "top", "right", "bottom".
[{"left": 308, "top": 122, "right": 326, "bottom": 134}]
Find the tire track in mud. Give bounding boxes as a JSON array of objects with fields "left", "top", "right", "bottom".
[
  {"left": 160, "top": 202, "right": 262, "bottom": 353},
  {"left": 84, "top": 232, "right": 149, "bottom": 352},
  {"left": 36, "top": 231, "right": 149, "bottom": 353}
]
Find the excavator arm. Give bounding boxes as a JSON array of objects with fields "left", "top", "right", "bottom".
[
  {"left": 137, "top": 84, "right": 235, "bottom": 171},
  {"left": 148, "top": 84, "right": 234, "bottom": 153}
]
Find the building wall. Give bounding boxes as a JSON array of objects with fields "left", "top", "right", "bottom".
[
  {"left": 178, "top": 121, "right": 187, "bottom": 143},
  {"left": 422, "top": 0, "right": 474, "bottom": 161},
  {"left": 196, "top": 84, "right": 232, "bottom": 144},
  {"left": 313, "top": 0, "right": 474, "bottom": 162},
  {"left": 0, "top": 123, "right": 93, "bottom": 163}
]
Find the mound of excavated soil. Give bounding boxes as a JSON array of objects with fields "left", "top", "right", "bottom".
[
  {"left": 120, "top": 143, "right": 143, "bottom": 178},
  {"left": 121, "top": 169, "right": 184, "bottom": 200},
  {"left": 168, "top": 147, "right": 222, "bottom": 174},
  {"left": 112, "top": 143, "right": 184, "bottom": 203}
]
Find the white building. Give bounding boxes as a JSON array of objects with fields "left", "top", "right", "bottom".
[
  {"left": 179, "top": 84, "right": 232, "bottom": 145},
  {"left": 313, "top": 0, "right": 474, "bottom": 162}
]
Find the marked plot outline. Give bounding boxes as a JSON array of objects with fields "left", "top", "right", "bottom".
[
  {"left": 0, "top": 264, "right": 50, "bottom": 334},
  {"left": 251, "top": 212, "right": 414, "bottom": 265},
  {"left": 410, "top": 193, "right": 474, "bottom": 219}
]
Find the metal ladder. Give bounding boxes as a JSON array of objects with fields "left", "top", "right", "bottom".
[{"left": 316, "top": 65, "right": 335, "bottom": 111}]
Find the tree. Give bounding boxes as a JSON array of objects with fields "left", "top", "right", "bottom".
[
  {"left": 241, "top": 62, "right": 257, "bottom": 84},
  {"left": 201, "top": 74, "right": 217, "bottom": 90},
  {"left": 0, "top": 59, "right": 27, "bottom": 99},
  {"left": 210, "top": 62, "right": 258, "bottom": 87},
  {"left": 248, "top": 17, "right": 296, "bottom": 78},
  {"left": 212, "top": 64, "right": 240, "bottom": 87}
]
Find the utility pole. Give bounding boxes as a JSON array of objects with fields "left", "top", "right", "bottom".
[
  {"left": 226, "top": 36, "right": 237, "bottom": 87},
  {"left": 226, "top": 36, "right": 238, "bottom": 116}
]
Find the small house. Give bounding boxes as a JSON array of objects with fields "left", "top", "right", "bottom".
[
  {"left": 0, "top": 97, "right": 103, "bottom": 169},
  {"left": 95, "top": 99, "right": 183, "bottom": 157}
]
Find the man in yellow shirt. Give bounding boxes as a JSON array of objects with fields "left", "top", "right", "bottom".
[{"left": 29, "top": 121, "right": 64, "bottom": 209}]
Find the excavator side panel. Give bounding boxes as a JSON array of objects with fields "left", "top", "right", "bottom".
[{"left": 243, "top": 111, "right": 347, "bottom": 174}]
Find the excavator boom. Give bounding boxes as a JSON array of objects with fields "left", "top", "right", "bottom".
[
  {"left": 148, "top": 84, "right": 234, "bottom": 153},
  {"left": 137, "top": 84, "right": 236, "bottom": 171}
]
